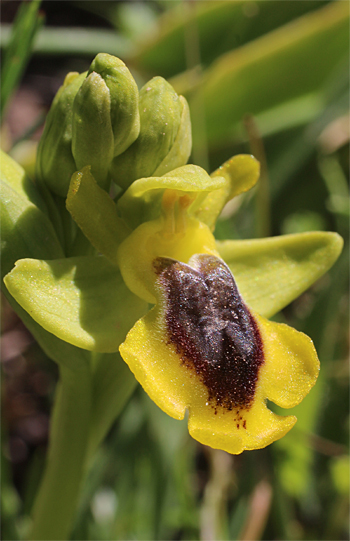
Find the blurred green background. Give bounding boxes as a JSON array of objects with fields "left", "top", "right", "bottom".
[{"left": 1, "top": 1, "right": 349, "bottom": 540}]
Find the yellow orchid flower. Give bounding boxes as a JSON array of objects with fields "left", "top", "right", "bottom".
[{"left": 117, "top": 183, "right": 320, "bottom": 454}]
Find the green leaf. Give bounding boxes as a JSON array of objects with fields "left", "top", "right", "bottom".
[
  {"left": 4, "top": 256, "right": 147, "bottom": 353},
  {"left": 0, "top": 25, "right": 132, "bottom": 59},
  {"left": 0, "top": 152, "right": 64, "bottom": 278},
  {"left": 217, "top": 231, "right": 343, "bottom": 318},
  {"left": 192, "top": 1, "right": 349, "bottom": 146},
  {"left": 1, "top": 0, "right": 44, "bottom": 118}
]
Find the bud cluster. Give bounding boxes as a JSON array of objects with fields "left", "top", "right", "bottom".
[{"left": 36, "top": 53, "right": 192, "bottom": 197}]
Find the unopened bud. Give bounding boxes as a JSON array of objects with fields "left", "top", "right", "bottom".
[
  {"left": 88, "top": 53, "right": 140, "bottom": 157},
  {"left": 71, "top": 71, "right": 114, "bottom": 191},
  {"left": 72, "top": 54, "right": 140, "bottom": 191},
  {"left": 111, "top": 77, "right": 191, "bottom": 190},
  {"left": 36, "top": 71, "right": 86, "bottom": 197}
]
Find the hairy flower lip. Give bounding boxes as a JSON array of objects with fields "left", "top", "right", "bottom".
[{"left": 119, "top": 253, "right": 320, "bottom": 454}]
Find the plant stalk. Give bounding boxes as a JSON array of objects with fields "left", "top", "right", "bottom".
[{"left": 28, "top": 362, "right": 92, "bottom": 541}]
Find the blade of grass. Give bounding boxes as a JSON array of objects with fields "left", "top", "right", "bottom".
[
  {"left": 193, "top": 1, "right": 349, "bottom": 147},
  {"left": 0, "top": 25, "right": 132, "bottom": 59},
  {"left": 1, "top": 0, "right": 44, "bottom": 119},
  {"left": 131, "top": 0, "right": 329, "bottom": 78}
]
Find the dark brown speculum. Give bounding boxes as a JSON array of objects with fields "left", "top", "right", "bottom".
[{"left": 154, "top": 255, "right": 264, "bottom": 413}]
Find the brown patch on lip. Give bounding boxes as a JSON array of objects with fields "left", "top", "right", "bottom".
[{"left": 154, "top": 255, "right": 264, "bottom": 413}]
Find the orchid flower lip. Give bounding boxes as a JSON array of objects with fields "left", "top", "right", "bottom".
[{"left": 119, "top": 241, "right": 321, "bottom": 453}]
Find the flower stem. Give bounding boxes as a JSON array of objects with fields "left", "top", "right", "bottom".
[{"left": 28, "top": 363, "right": 92, "bottom": 541}]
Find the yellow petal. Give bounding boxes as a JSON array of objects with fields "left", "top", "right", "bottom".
[{"left": 193, "top": 154, "right": 260, "bottom": 230}]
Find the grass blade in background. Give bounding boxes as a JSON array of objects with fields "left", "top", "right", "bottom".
[
  {"left": 130, "top": 0, "right": 330, "bottom": 78},
  {"left": 189, "top": 1, "right": 349, "bottom": 149},
  {"left": 0, "top": 25, "right": 131, "bottom": 59},
  {"left": 1, "top": 0, "right": 44, "bottom": 119}
]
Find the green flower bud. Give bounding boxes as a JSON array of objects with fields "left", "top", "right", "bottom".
[
  {"left": 72, "top": 54, "right": 140, "bottom": 191},
  {"left": 88, "top": 53, "right": 140, "bottom": 157},
  {"left": 71, "top": 71, "right": 114, "bottom": 191},
  {"left": 110, "top": 77, "right": 192, "bottom": 190},
  {"left": 36, "top": 71, "right": 87, "bottom": 197}
]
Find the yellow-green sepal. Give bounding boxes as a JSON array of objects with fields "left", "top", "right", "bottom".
[
  {"left": 217, "top": 231, "right": 343, "bottom": 318},
  {"left": 1, "top": 148, "right": 47, "bottom": 213},
  {"left": 117, "top": 164, "right": 227, "bottom": 230},
  {"left": 1, "top": 151, "right": 64, "bottom": 279},
  {"left": 4, "top": 256, "right": 147, "bottom": 352}
]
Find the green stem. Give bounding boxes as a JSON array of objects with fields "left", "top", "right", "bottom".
[
  {"left": 28, "top": 363, "right": 92, "bottom": 541},
  {"left": 86, "top": 352, "right": 138, "bottom": 461}
]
